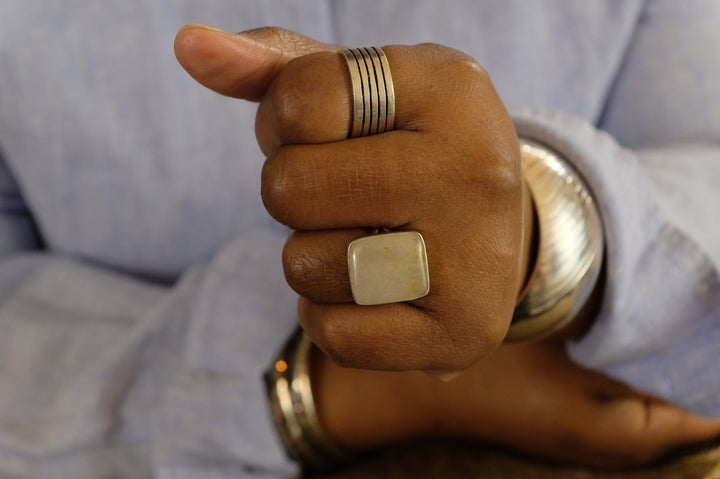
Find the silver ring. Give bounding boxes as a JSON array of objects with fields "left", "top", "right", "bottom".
[{"left": 340, "top": 47, "right": 395, "bottom": 138}]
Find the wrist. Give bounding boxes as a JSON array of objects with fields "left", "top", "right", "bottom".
[{"left": 311, "top": 345, "right": 439, "bottom": 451}]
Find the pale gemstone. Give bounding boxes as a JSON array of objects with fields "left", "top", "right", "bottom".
[{"left": 347, "top": 231, "right": 429, "bottom": 306}]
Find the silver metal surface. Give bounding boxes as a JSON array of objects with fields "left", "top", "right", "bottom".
[
  {"left": 340, "top": 47, "right": 395, "bottom": 138},
  {"left": 264, "top": 328, "right": 353, "bottom": 468},
  {"left": 507, "top": 139, "right": 604, "bottom": 341}
]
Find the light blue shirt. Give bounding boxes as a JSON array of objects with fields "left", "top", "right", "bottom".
[{"left": 0, "top": 1, "right": 717, "bottom": 477}]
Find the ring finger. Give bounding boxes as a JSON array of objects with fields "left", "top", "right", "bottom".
[{"left": 282, "top": 228, "right": 365, "bottom": 304}]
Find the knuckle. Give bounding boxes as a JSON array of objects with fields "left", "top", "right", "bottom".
[
  {"left": 447, "top": 56, "right": 490, "bottom": 85},
  {"left": 414, "top": 44, "right": 492, "bottom": 104},
  {"left": 267, "top": 67, "right": 310, "bottom": 139},
  {"left": 431, "top": 128, "right": 521, "bottom": 202},
  {"left": 488, "top": 138, "right": 523, "bottom": 188},
  {"left": 468, "top": 318, "right": 507, "bottom": 361},
  {"left": 432, "top": 52, "right": 490, "bottom": 96},
  {"left": 456, "top": 145, "right": 523, "bottom": 214},
  {"left": 261, "top": 147, "right": 308, "bottom": 226},
  {"left": 483, "top": 314, "right": 512, "bottom": 349},
  {"left": 265, "top": 52, "right": 345, "bottom": 143},
  {"left": 426, "top": 316, "right": 496, "bottom": 371},
  {"left": 418, "top": 43, "right": 488, "bottom": 74},
  {"left": 281, "top": 241, "right": 316, "bottom": 292},
  {"left": 260, "top": 154, "right": 288, "bottom": 223},
  {"left": 282, "top": 238, "right": 341, "bottom": 301}
]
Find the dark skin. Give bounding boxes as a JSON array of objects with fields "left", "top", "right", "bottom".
[{"left": 174, "top": 24, "right": 720, "bottom": 468}]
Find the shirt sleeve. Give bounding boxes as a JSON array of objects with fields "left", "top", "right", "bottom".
[
  {"left": 0, "top": 230, "right": 303, "bottom": 478},
  {"left": 151, "top": 229, "right": 301, "bottom": 479},
  {"left": 512, "top": 107, "right": 720, "bottom": 417}
]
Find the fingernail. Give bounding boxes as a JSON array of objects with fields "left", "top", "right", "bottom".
[
  {"left": 426, "top": 371, "right": 462, "bottom": 382},
  {"left": 184, "top": 23, "right": 225, "bottom": 33}
]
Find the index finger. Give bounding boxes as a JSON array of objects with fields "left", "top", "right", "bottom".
[{"left": 255, "top": 44, "right": 502, "bottom": 155}]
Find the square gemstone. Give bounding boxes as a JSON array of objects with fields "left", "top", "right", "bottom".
[{"left": 347, "top": 231, "right": 429, "bottom": 306}]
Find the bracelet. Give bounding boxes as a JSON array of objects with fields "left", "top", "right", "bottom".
[
  {"left": 506, "top": 139, "right": 604, "bottom": 341},
  {"left": 264, "top": 327, "right": 354, "bottom": 469}
]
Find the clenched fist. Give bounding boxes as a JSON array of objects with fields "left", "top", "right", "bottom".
[{"left": 176, "top": 25, "right": 534, "bottom": 374}]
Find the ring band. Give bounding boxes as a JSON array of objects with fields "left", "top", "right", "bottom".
[{"left": 340, "top": 47, "right": 395, "bottom": 138}]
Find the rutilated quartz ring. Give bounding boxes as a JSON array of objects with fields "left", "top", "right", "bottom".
[{"left": 340, "top": 47, "right": 430, "bottom": 306}]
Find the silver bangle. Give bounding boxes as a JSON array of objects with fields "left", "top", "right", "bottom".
[
  {"left": 506, "top": 139, "right": 605, "bottom": 341},
  {"left": 264, "top": 328, "right": 354, "bottom": 469}
]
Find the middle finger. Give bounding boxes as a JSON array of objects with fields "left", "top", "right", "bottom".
[{"left": 261, "top": 130, "right": 448, "bottom": 231}]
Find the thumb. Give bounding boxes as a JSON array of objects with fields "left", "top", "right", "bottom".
[{"left": 174, "top": 24, "right": 340, "bottom": 102}]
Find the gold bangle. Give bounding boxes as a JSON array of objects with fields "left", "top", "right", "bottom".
[
  {"left": 506, "top": 139, "right": 604, "bottom": 341},
  {"left": 264, "top": 327, "right": 354, "bottom": 469}
]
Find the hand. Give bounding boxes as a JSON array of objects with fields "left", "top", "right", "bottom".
[
  {"left": 175, "top": 25, "right": 534, "bottom": 374},
  {"left": 312, "top": 338, "right": 720, "bottom": 468}
]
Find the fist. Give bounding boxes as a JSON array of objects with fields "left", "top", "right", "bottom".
[
  {"left": 257, "top": 43, "right": 532, "bottom": 373},
  {"left": 176, "top": 26, "right": 534, "bottom": 374}
]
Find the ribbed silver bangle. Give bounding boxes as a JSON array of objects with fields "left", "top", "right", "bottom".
[
  {"left": 264, "top": 327, "right": 354, "bottom": 469},
  {"left": 506, "top": 139, "right": 604, "bottom": 341}
]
